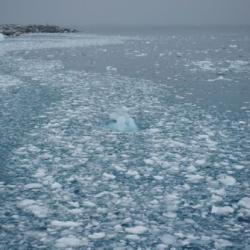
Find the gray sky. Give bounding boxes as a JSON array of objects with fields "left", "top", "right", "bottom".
[{"left": 1, "top": 0, "right": 250, "bottom": 27}]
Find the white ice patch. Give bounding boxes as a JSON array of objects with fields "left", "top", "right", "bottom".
[
  {"left": 211, "top": 206, "right": 234, "bottom": 215},
  {"left": 24, "top": 183, "right": 42, "bottom": 190},
  {"left": 106, "top": 66, "right": 117, "bottom": 73},
  {"left": 126, "top": 234, "right": 140, "bottom": 241},
  {"left": 103, "top": 172, "right": 116, "bottom": 180},
  {"left": 125, "top": 226, "right": 148, "bottom": 234},
  {"left": 106, "top": 106, "right": 138, "bottom": 132},
  {"left": 186, "top": 174, "right": 204, "bottom": 183},
  {"left": 51, "top": 220, "right": 81, "bottom": 228},
  {"left": 228, "top": 60, "right": 249, "bottom": 72},
  {"left": 218, "top": 174, "right": 236, "bottom": 186},
  {"left": 192, "top": 61, "right": 215, "bottom": 71},
  {"left": 207, "top": 76, "right": 232, "bottom": 82},
  {"left": 238, "top": 197, "right": 250, "bottom": 209},
  {"left": 34, "top": 168, "right": 46, "bottom": 178},
  {"left": 55, "top": 236, "right": 88, "bottom": 248},
  {"left": 18, "top": 199, "right": 49, "bottom": 218},
  {"left": 160, "top": 234, "right": 176, "bottom": 245},
  {"left": 88, "top": 232, "right": 106, "bottom": 239},
  {"left": 0, "top": 33, "right": 5, "bottom": 41},
  {"left": 214, "top": 239, "right": 233, "bottom": 249},
  {"left": 135, "top": 52, "right": 147, "bottom": 57}
]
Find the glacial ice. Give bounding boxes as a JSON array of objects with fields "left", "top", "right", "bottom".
[
  {"left": 106, "top": 106, "right": 138, "bottom": 132},
  {"left": 0, "top": 33, "right": 4, "bottom": 41}
]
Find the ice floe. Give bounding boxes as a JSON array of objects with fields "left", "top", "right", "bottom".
[
  {"left": 106, "top": 106, "right": 138, "bottom": 132},
  {"left": 18, "top": 199, "right": 49, "bottom": 218},
  {"left": 55, "top": 236, "right": 88, "bottom": 248},
  {"left": 0, "top": 33, "right": 4, "bottom": 41}
]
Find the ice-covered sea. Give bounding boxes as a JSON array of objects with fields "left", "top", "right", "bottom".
[{"left": 0, "top": 28, "right": 250, "bottom": 249}]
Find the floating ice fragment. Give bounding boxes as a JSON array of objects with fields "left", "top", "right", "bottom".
[
  {"left": 18, "top": 199, "right": 49, "bottom": 218},
  {"left": 135, "top": 53, "right": 147, "bottom": 57},
  {"left": 233, "top": 165, "right": 245, "bottom": 170},
  {"left": 56, "top": 236, "right": 88, "bottom": 248},
  {"left": 218, "top": 175, "right": 236, "bottom": 186},
  {"left": 238, "top": 197, "right": 250, "bottom": 209},
  {"left": 193, "top": 60, "right": 215, "bottom": 71},
  {"left": 211, "top": 206, "right": 234, "bottom": 215},
  {"left": 126, "top": 234, "right": 140, "bottom": 240},
  {"left": 214, "top": 239, "right": 233, "bottom": 249},
  {"left": 106, "top": 107, "right": 138, "bottom": 132},
  {"left": 51, "top": 220, "right": 81, "bottom": 228},
  {"left": 126, "top": 170, "right": 140, "bottom": 179},
  {"left": 24, "top": 183, "right": 42, "bottom": 190},
  {"left": 0, "top": 33, "right": 4, "bottom": 41},
  {"left": 228, "top": 60, "right": 249, "bottom": 72},
  {"left": 106, "top": 66, "right": 117, "bottom": 72},
  {"left": 89, "top": 232, "right": 106, "bottom": 239},
  {"left": 153, "top": 176, "right": 164, "bottom": 181},
  {"left": 51, "top": 182, "right": 62, "bottom": 189},
  {"left": 186, "top": 174, "right": 204, "bottom": 183},
  {"left": 34, "top": 168, "right": 46, "bottom": 178},
  {"left": 160, "top": 234, "right": 176, "bottom": 245},
  {"left": 83, "top": 201, "right": 96, "bottom": 207},
  {"left": 125, "top": 226, "right": 148, "bottom": 234},
  {"left": 195, "top": 159, "right": 206, "bottom": 166},
  {"left": 103, "top": 172, "right": 116, "bottom": 180}
]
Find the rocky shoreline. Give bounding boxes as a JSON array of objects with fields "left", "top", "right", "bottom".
[{"left": 0, "top": 24, "right": 77, "bottom": 37}]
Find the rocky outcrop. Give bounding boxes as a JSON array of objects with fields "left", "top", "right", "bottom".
[{"left": 0, "top": 24, "right": 77, "bottom": 37}]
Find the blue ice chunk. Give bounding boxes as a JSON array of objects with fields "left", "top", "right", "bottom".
[{"left": 106, "top": 107, "right": 138, "bottom": 132}]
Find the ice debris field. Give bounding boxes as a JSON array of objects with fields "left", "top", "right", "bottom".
[{"left": 0, "top": 31, "right": 250, "bottom": 249}]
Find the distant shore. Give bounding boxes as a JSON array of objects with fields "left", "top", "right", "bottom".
[{"left": 0, "top": 24, "right": 78, "bottom": 37}]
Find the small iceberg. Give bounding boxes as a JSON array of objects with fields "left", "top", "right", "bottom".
[
  {"left": 0, "top": 33, "right": 5, "bottom": 41},
  {"left": 106, "top": 107, "right": 138, "bottom": 132}
]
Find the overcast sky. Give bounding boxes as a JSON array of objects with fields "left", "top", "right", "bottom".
[{"left": 1, "top": 0, "right": 250, "bottom": 27}]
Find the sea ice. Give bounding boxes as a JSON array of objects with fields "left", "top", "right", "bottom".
[
  {"left": 238, "top": 197, "right": 250, "bottom": 209},
  {"left": 103, "top": 172, "right": 116, "bottom": 180},
  {"left": 126, "top": 234, "right": 140, "bottom": 240},
  {"left": 55, "top": 236, "right": 88, "bottom": 248},
  {"left": 193, "top": 60, "right": 215, "bottom": 71},
  {"left": 211, "top": 206, "right": 234, "bottom": 215},
  {"left": 18, "top": 199, "right": 49, "bottom": 218},
  {"left": 125, "top": 226, "right": 148, "bottom": 234},
  {"left": 88, "top": 232, "right": 106, "bottom": 239},
  {"left": 0, "top": 33, "right": 4, "bottom": 41},
  {"left": 218, "top": 175, "right": 236, "bottom": 186},
  {"left": 106, "top": 107, "right": 138, "bottom": 132},
  {"left": 51, "top": 220, "right": 81, "bottom": 228},
  {"left": 24, "top": 183, "right": 42, "bottom": 190},
  {"left": 34, "top": 168, "right": 46, "bottom": 178},
  {"left": 160, "top": 234, "right": 176, "bottom": 245},
  {"left": 214, "top": 239, "right": 233, "bottom": 249},
  {"left": 106, "top": 66, "right": 117, "bottom": 72}
]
